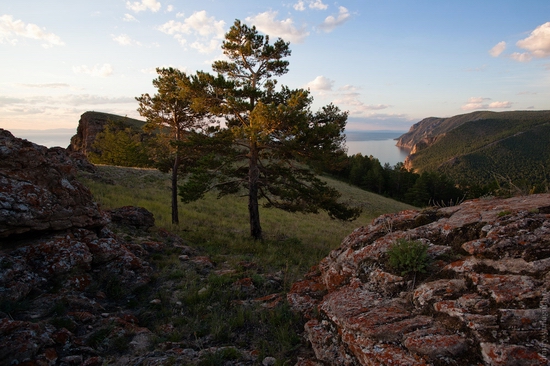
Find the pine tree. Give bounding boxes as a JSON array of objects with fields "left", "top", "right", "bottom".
[{"left": 180, "top": 20, "right": 360, "bottom": 240}]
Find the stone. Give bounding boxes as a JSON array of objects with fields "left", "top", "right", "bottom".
[
  {"left": 109, "top": 206, "right": 155, "bottom": 231},
  {"left": 480, "top": 343, "right": 548, "bottom": 366},
  {"left": 289, "top": 194, "right": 550, "bottom": 365},
  {"left": 0, "top": 129, "right": 107, "bottom": 238},
  {"left": 413, "top": 279, "right": 466, "bottom": 307},
  {"left": 262, "top": 356, "right": 277, "bottom": 366}
]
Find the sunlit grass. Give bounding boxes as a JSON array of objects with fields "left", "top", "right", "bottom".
[{"left": 79, "top": 165, "right": 416, "bottom": 281}]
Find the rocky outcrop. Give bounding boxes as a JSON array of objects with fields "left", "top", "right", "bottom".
[
  {"left": 0, "top": 131, "right": 157, "bottom": 365},
  {"left": 289, "top": 194, "right": 550, "bottom": 365},
  {"left": 1, "top": 129, "right": 108, "bottom": 238},
  {"left": 67, "top": 111, "right": 145, "bottom": 156}
]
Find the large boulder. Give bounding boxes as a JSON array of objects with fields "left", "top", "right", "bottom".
[
  {"left": 289, "top": 194, "right": 550, "bottom": 365},
  {"left": 0, "top": 129, "right": 108, "bottom": 238},
  {"left": 0, "top": 130, "right": 159, "bottom": 365}
]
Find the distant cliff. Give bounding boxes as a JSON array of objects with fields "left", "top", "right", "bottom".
[
  {"left": 68, "top": 111, "right": 145, "bottom": 156},
  {"left": 396, "top": 110, "right": 550, "bottom": 187},
  {"left": 396, "top": 111, "right": 495, "bottom": 150}
]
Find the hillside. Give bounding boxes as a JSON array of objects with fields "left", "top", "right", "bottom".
[{"left": 397, "top": 110, "right": 550, "bottom": 188}]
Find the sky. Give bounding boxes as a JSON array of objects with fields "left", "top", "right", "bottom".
[{"left": 1, "top": 0, "right": 550, "bottom": 140}]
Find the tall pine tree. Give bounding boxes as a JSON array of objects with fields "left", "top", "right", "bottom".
[{"left": 180, "top": 20, "right": 360, "bottom": 240}]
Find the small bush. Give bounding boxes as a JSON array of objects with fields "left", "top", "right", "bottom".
[{"left": 387, "top": 238, "right": 430, "bottom": 276}]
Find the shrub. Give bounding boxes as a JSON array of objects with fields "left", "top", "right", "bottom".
[{"left": 387, "top": 238, "right": 430, "bottom": 276}]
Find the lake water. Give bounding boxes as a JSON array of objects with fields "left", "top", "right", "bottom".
[
  {"left": 345, "top": 131, "right": 410, "bottom": 167},
  {"left": 9, "top": 129, "right": 75, "bottom": 148}
]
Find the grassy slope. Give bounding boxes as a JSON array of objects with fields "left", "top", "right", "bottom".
[
  {"left": 79, "top": 165, "right": 415, "bottom": 282},
  {"left": 83, "top": 111, "right": 146, "bottom": 129}
]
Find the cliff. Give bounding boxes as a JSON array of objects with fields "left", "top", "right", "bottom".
[
  {"left": 397, "top": 110, "right": 550, "bottom": 176},
  {"left": 67, "top": 111, "right": 145, "bottom": 156},
  {"left": 289, "top": 194, "right": 550, "bottom": 365},
  {"left": 395, "top": 111, "right": 496, "bottom": 150}
]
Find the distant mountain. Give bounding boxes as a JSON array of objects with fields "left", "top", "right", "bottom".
[{"left": 397, "top": 110, "right": 550, "bottom": 187}]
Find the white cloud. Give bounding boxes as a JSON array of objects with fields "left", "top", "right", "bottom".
[
  {"left": 126, "top": 0, "right": 161, "bottom": 13},
  {"left": 294, "top": 0, "right": 327, "bottom": 11},
  {"left": 158, "top": 11, "right": 225, "bottom": 52},
  {"left": 461, "top": 97, "right": 511, "bottom": 111},
  {"left": 0, "top": 14, "right": 64, "bottom": 48},
  {"left": 123, "top": 13, "right": 138, "bottom": 22},
  {"left": 293, "top": 1, "right": 306, "bottom": 11},
  {"left": 176, "top": 12, "right": 185, "bottom": 18},
  {"left": 510, "top": 52, "right": 533, "bottom": 62},
  {"left": 489, "top": 41, "right": 506, "bottom": 57},
  {"left": 339, "top": 85, "right": 360, "bottom": 92},
  {"left": 331, "top": 86, "right": 391, "bottom": 117},
  {"left": 318, "top": 6, "right": 351, "bottom": 33},
  {"left": 347, "top": 102, "right": 391, "bottom": 116},
  {"left": 516, "top": 22, "right": 550, "bottom": 58},
  {"left": 306, "top": 76, "right": 334, "bottom": 91},
  {"left": 190, "top": 39, "right": 219, "bottom": 54},
  {"left": 245, "top": 11, "right": 309, "bottom": 44},
  {"left": 72, "top": 64, "right": 113, "bottom": 77},
  {"left": 18, "top": 83, "right": 70, "bottom": 88},
  {"left": 166, "top": 5, "right": 174, "bottom": 12},
  {"left": 1, "top": 94, "right": 134, "bottom": 107},
  {"left": 309, "top": 0, "right": 328, "bottom": 10},
  {"left": 112, "top": 34, "right": 141, "bottom": 46},
  {"left": 488, "top": 101, "right": 512, "bottom": 108}
]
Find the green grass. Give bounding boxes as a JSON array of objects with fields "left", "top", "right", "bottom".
[
  {"left": 77, "top": 165, "right": 416, "bottom": 363},
  {"left": 80, "top": 166, "right": 415, "bottom": 281}
]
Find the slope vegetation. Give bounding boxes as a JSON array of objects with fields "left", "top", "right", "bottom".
[{"left": 398, "top": 110, "right": 550, "bottom": 188}]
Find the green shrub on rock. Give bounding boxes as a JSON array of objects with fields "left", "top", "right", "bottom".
[{"left": 387, "top": 238, "right": 430, "bottom": 276}]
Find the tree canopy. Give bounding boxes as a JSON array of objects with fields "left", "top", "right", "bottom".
[
  {"left": 179, "top": 20, "right": 360, "bottom": 240},
  {"left": 136, "top": 67, "right": 210, "bottom": 224}
]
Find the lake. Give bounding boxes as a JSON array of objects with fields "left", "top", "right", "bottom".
[
  {"left": 9, "top": 129, "right": 75, "bottom": 148},
  {"left": 344, "top": 131, "right": 410, "bottom": 167}
]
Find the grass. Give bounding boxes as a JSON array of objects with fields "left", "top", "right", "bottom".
[
  {"left": 77, "top": 165, "right": 417, "bottom": 363},
  {"left": 80, "top": 165, "right": 414, "bottom": 263}
]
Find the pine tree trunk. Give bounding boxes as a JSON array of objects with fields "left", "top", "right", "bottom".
[
  {"left": 248, "top": 144, "right": 262, "bottom": 240},
  {"left": 171, "top": 153, "right": 180, "bottom": 225}
]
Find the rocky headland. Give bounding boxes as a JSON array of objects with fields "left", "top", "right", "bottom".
[{"left": 67, "top": 111, "right": 145, "bottom": 157}]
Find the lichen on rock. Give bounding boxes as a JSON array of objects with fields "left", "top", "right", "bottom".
[{"left": 289, "top": 194, "right": 550, "bottom": 365}]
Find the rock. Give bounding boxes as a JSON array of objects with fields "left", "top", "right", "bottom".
[
  {"left": 263, "top": 356, "right": 277, "bottom": 365},
  {"left": 0, "top": 129, "right": 107, "bottom": 238},
  {"left": 68, "top": 111, "right": 145, "bottom": 156},
  {"left": 0, "top": 318, "right": 55, "bottom": 364},
  {"left": 289, "top": 194, "right": 550, "bottom": 365},
  {"left": 109, "top": 206, "right": 155, "bottom": 231}
]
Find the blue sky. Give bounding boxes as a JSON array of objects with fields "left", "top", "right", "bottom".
[{"left": 1, "top": 0, "right": 549, "bottom": 134}]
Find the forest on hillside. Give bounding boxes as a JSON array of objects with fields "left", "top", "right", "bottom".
[{"left": 403, "top": 112, "right": 550, "bottom": 195}]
